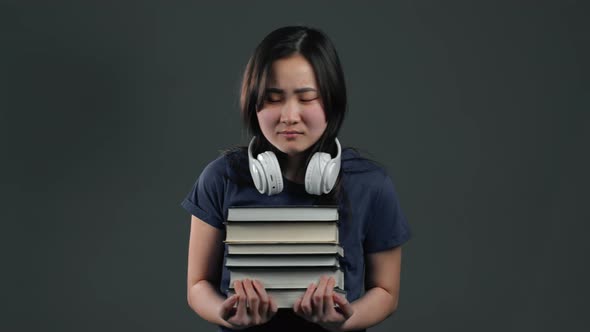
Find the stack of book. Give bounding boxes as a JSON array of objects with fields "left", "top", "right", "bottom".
[{"left": 225, "top": 205, "right": 346, "bottom": 308}]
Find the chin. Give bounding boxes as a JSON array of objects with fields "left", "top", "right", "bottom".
[
  {"left": 277, "top": 147, "right": 303, "bottom": 156},
  {"left": 274, "top": 143, "right": 307, "bottom": 156},
  {"left": 267, "top": 136, "right": 313, "bottom": 156}
]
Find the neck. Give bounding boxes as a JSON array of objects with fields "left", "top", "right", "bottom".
[{"left": 283, "top": 153, "right": 307, "bottom": 184}]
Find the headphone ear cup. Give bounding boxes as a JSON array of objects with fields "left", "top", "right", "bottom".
[
  {"left": 322, "top": 160, "right": 339, "bottom": 193},
  {"left": 250, "top": 158, "right": 267, "bottom": 194},
  {"left": 257, "top": 151, "right": 283, "bottom": 195},
  {"left": 305, "top": 152, "right": 331, "bottom": 195}
]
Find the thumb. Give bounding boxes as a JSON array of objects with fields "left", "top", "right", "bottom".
[
  {"left": 332, "top": 293, "right": 354, "bottom": 318},
  {"left": 220, "top": 294, "right": 239, "bottom": 320}
]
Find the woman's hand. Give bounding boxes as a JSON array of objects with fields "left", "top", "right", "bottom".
[
  {"left": 219, "top": 279, "right": 278, "bottom": 330},
  {"left": 293, "top": 275, "right": 354, "bottom": 332}
]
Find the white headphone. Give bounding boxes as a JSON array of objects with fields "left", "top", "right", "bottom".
[{"left": 248, "top": 136, "right": 342, "bottom": 196}]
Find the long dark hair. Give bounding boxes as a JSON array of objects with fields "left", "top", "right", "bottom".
[{"left": 226, "top": 26, "right": 349, "bottom": 207}]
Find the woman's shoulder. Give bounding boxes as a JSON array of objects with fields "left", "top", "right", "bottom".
[
  {"left": 341, "top": 147, "right": 387, "bottom": 176},
  {"left": 199, "top": 147, "right": 248, "bottom": 175},
  {"left": 191, "top": 147, "right": 251, "bottom": 194},
  {"left": 219, "top": 146, "right": 252, "bottom": 185},
  {"left": 200, "top": 151, "right": 230, "bottom": 176}
]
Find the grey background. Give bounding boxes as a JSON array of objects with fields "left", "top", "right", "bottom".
[{"left": 2, "top": 1, "right": 588, "bottom": 331}]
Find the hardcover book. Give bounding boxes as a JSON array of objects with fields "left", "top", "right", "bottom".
[
  {"left": 227, "top": 288, "right": 347, "bottom": 309},
  {"left": 226, "top": 243, "right": 344, "bottom": 256},
  {"left": 226, "top": 254, "right": 341, "bottom": 268},
  {"left": 229, "top": 267, "right": 344, "bottom": 289},
  {"left": 227, "top": 205, "right": 339, "bottom": 222}
]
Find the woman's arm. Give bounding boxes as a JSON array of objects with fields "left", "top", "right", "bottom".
[
  {"left": 187, "top": 215, "right": 279, "bottom": 329},
  {"left": 337, "top": 246, "right": 402, "bottom": 331},
  {"left": 293, "top": 246, "right": 403, "bottom": 332},
  {"left": 186, "top": 215, "right": 233, "bottom": 329}
]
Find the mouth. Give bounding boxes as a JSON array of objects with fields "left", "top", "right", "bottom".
[{"left": 279, "top": 131, "right": 302, "bottom": 138}]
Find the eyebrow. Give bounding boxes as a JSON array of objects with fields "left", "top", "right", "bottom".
[{"left": 265, "top": 87, "right": 317, "bottom": 94}]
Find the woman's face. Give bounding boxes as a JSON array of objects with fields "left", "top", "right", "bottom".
[{"left": 257, "top": 54, "right": 327, "bottom": 157}]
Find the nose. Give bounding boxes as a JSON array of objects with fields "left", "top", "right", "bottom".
[{"left": 279, "top": 99, "right": 301, "bottom": 125}]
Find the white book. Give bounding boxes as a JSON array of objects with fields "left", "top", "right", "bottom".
[
  {"left": 227, "top": 205, "right": 339, "bottom": 222},
  {"left": 226, "top": 243, "right": 344, "bottom": 256},
  {"left": 227, "top": 288, "right": 347, "bottom": 309},
  {"left": 229, "top": 267, "right": 344, "bottom": 289},
  {"left": 226, "top": 254, "right": 341, "bottom": 268},
  {"left": 225, "top": 222, "right": 338, "bottom": 243}
]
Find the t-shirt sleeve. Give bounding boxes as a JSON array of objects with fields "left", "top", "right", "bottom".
[
  {"left": 180, "top": 157, "right": 227, "bottom": 230},
  {"left": 364, "top": 174, "right": 411, "bottom": 253}
]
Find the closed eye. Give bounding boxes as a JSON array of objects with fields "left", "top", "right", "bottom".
[
  {"left": 264, "top": 93, "right": 283, "bottom": 103},
  {"left": 300, "top": 98, "right": 318, "bottom": 103}
]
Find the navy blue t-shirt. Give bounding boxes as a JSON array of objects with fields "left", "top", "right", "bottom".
[{"left": 181, "top": 147, "right": 411, "bottom": 332}]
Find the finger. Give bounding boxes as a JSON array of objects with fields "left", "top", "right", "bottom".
[
  {"left": 268, "top": 295, "right": 279, "bottom": 317},
  {"left": 333, "top": 293, "right": 354, "bottom": 318},
  {"left": 323, "top": 277, "right": 336, "bottom": 315},
  {"left": 293, "top": 295, "right": 302, "bottom": 316},
  {"left": 233, "top": 280, "right": 247, "bottom": 319},
  {"left": 220, "top": 294, "right": 239, "bottom": 321},
  {"left": 252, "top": 279, "right": 270, "bottom": 318},
  {"left": 313, "top": 275, "right": 328, "bottom": 317},
  {"left": 301, "top": 283, "right": 317, "bottom": 317},
  {"left": 243, "top": 279, "right": 261, "bottom": 324}
]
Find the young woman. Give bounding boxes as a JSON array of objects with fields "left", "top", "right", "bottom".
[{"left": 182, "top": 26, "right": 411, "bottom": 332}]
